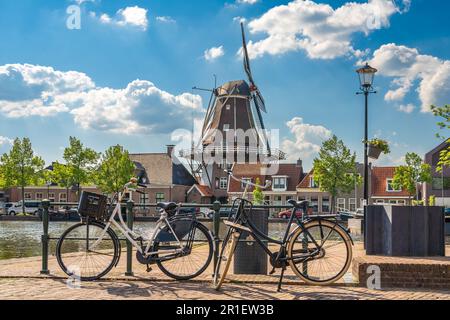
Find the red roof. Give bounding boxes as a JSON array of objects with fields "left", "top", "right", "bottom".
[
  {"left": 190, "top": 184, "right": 213, "bottom": 197},
  {"left": 371, "top": 167, "right": 410, "bottom": 197},
  {"left": 297, "top": 169, "right": 314, "bottom": 188}
]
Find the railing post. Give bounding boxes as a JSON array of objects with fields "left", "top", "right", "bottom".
[
  {"left": 125, "top": 200, "right": 134, "bottom": 276},
  {"left": 40, "top": 199, "right": 50, "bottom": 275},
  {"left": 212, "top": 200, "right": 221, "bottom": 277}
]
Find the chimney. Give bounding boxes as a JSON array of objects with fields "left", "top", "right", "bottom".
[
  {"left": 296, "top": 159, "right": 303, "bottom": 168},
  {"left": 167, "top": 145, "right": 175, "bottom": 157}
]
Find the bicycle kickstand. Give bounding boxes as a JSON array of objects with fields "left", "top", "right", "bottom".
[{"left": 277, "top": 267, "right": 285, "bottom": 292}]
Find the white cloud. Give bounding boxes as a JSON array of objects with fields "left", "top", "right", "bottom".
[
  {"left": 156, "top": 16, "right": 176, "bottom": 24},
  {"left": 282, "top": 117, "right": 332, "bottom": 166},
  {"left": 0, "top": 64, "right": 203, "bottom": 135},
  {"left": 397, "top": 103, "right": 415, "bottom": 114},
  {"left": 204, "top": 46, "right": 225, "bottom": 61},
  {"left": 237, "top": 0, "right": 259, "bottom": 4},
  {"left": 370, "top": 43, "right": 450, "bottom": 112},
  {"left": 95, "top": 6, "right": 149, "bottom": 31},
  {"left": 0, "top": 136, "right": 13, "bottom": 147},
  {"left": 245, "top": 0, "right": 408, "bottom": 60}
]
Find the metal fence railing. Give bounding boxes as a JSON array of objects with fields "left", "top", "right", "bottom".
[{"left": 39, "top": 199, "right": 301, "bottom": 276}]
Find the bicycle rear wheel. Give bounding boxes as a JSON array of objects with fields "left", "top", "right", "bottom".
[
  {"left": 56, "top": 221, "right": 120, "bottom": 281},
  {"left": 213, "top": 228, "right": 240, "bottom": 290},
  {"left": 287, "top": 220, "right": 352, "bottom": 285},
  {"left": 155, "top": 221, "right": 214, "bottom": 280}
]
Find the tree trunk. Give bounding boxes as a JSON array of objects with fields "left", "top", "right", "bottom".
[
  {"left": 77, "top": 183, "right": 81, "bottom": 201},
  {"left": 21, "top": 186, "right": 25, "bottom": 215},
  {"left": 330, "top": 195, "right": 335, "bottom": 214}
]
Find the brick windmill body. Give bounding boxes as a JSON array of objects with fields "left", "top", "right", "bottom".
[{"left": 182, "top": 23, "right": 285, "bottom": 203}]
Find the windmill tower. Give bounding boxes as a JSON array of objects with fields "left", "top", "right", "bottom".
[{"left": 181, "top": 23, "right": 285, "bottom": 202}]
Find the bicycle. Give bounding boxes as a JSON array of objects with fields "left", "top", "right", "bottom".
[
  {"left": 56, "top": 178, "right": 214, "bottom": 281},
  {"left": 213, "top": 171, "right": 353, "bottom": 291}
]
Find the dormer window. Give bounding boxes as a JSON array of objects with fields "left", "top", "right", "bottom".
[
  {"left": 386, "top": 179, "right": 401, "bottom": 192},
  {"left": 273, "top": 176, "right": 287, "bottom": 191},
  {"left": 309, "top": 176, "right": 319, "bottom": 188},
  {"left": 241, "top": 178, "right": 252, "bottom": 189}
]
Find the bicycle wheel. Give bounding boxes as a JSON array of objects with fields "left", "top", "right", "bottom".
[
  {"left": 155, "top": 221, "right": 214, "bottom": 280},
  {"left": 213, "top": 228, "right": 240, "bottom": 290},
  {"left": 287, "top": 220, "right": 352, "bottom": 286},
  {"left": 56, "top": 221, "right": 120, "bottom": 281}
]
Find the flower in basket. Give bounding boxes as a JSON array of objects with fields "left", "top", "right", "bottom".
[{"left": 367, "top": 139, "right": 391, "bottom": 155}]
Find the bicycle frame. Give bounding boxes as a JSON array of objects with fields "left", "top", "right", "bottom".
[{"left": 88, "top": 187, "right": 184, "bottom": 257}]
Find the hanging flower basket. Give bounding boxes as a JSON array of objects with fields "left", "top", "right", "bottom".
[{"left": 366, "top": 139, "right": 390, "bottom": 160}]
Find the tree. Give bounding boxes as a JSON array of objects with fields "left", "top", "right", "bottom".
[
  {"left": 431, "top": 105, "right": 450, "bottom": 172},
  {"left": 95, "top": 145, "right": 136, "bottom": 195},
  {"left": 52, "top": 162, "right": 75, "bottom": 203},
  {"left": 252, "top": 177, "right": 264, "bottom": 205},
  {"left": 0, "top": 138, "right": 45, "bottom": 214},
  {"left": 313, "top": 135, "right": 360, "bottom": 214},
  {"left": 63, "top": 137, "right": 99, "bottom": 200},
  {"left": 392, "top": 152, "right": 432, "bottom": 205}
]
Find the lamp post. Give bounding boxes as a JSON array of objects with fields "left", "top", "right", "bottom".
[{"left": 356, "top": 63, "right": 377, "bottom": 242}]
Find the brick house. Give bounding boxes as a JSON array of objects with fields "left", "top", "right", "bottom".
[
  {"left": 227, "top": 161, "right": 304, "bottom": 215},
  {"left": 423, "top": 140, "right": 450, "bottom": 207},
  {"left": 370, "top": 167, "right": 411, "bottom": 205},
  {"left": 296, "top": 163, "right": 365, "bottom": 213}
]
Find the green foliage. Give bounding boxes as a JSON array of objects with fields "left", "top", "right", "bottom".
[
  {"left": 63, "top": 137, "right": 99, "bottom": 197},
  {"left": 367, "top": 138, "right": 391, "bottom": 154},
  {"left": 431, "top": 105, "right": 450, "bottom": 172},
  {"left": 429, "top": 195, "right": 436, "bottom": 207},
  {"left": 95, "top": 145, "right": 136, "bottom": 195},
  {"left": 0, "top": 138, "right": 45, "bottom": 213},
  {"left": 392, "top": 153, "right": 432, "bottom": 203},
  {"left": 313, "top": 135, "right": 360, "bottom": 213},
  {"left": 252, "top": 177, "right": 264, "bottom": 205}
]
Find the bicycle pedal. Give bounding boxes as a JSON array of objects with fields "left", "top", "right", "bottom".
[
  {"left": 269, "top": 268, "right": 276, "bottom": 275},
  {"left": 146, "top": 265, "right": 152, "bottom": 272}
]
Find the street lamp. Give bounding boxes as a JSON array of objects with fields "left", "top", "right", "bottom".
[{"left": 356, "top": 63, "right": 377, "bottom": 243}]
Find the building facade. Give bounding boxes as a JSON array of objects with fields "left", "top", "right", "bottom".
[
  {"left": 423, "top": 141, "right": 450, "bottom": 207},
  {"left": 370, "top": 166, "right": 412, "bottom": 205}
]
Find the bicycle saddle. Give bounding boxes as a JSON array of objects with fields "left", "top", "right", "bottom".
[
  {"left": 157, "top": 202, "right": 177, "bottom": 211},
  {"left": 288, "top": 199, "right": 309, "bottom": 208}
]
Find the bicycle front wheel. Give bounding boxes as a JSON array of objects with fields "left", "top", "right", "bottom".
[
  {"left": 287, "top": 220, "right": 352, "bottom": 286},
  {"left": 213, "top": 228, "right": 240, "bottom": 290},
  {"left": 56, "top": 221, "right": 120, "bottom": 281},
  {"left": 155, "top": 221, "right": 214, "bottom": 280}
]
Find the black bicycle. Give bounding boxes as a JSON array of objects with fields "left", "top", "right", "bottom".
[
  {"left": 213, "top": 172, "right": 353, "bottom": 291},
  {"left": 56, "top": 178, "right": 214, "bottom": 281}
]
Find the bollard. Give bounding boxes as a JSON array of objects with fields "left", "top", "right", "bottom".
[
  {"left": 40, "top": 199, "right": 50, "bottom": 275},
  {"left": 212, "top": 201, "right": 221, "bottom": 277},
  {"left": 125, "top": 200, "right": 134, "bottom": 276}
]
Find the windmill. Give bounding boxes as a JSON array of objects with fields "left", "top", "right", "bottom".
[{"left": 180, "top": 23, "right": 285, "bottom": 195}]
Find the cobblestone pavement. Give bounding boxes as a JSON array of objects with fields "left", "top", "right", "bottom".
[{"left": 0, "top": 277, "right": 449, "bottom": 300}]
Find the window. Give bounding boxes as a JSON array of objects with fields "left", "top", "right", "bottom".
[
  {"left": 398, "top": 200, "right": 406, "bottom": 206},
  {"left": 241, "top": 178, "right": 252, "bottom": 189},
  {"left": 286, "top": 196, "right": 293, "bottom": 202},
  {"left": 349, "top": 198, "right": 356, "bottom": 212},
  {"left": 311, "top": 197, "right": 319, "bottom": 213},
  {"left": 386, "top": 179, "right": 401, "bottom": 192},
  {"left": 223, "top": 124, "right": 230, "bottom": 131},
  {"left": 156, "top": 193, "right": 165, "bottom": 203},
  {"left": 24, "top": 193, "right": 32, "bottom": 200},
  {"left": 140, "top": 192, "right": 149, "bottom": 204},
  {"left": 375, "top": 199, "right": 385, "bottom": 205},
  {"left": 432, "top": 177, "right": 450, "bottom": 191},
  {"left": 273, "top": 177, "right": 287, "bottom": 191},
  {"left": 322, "top": 197, "right": 330, "bottom": 213},
  {"left": 48, "top": 193, "right": 55, "bottom": 202},
  {"left": 264, "top": 196, "right": 270, "bottom": 205},
  {"left": 35, "top": 193, "right": 43, "bottom": 201},
  {"left": 220, "top": 177, "right": 228, "bottom": 190},
  {"left": 337, "top": 198, "right": 345, "bottom": 210},
  {"left": 389, "top": 200, "right": 398, "bottom": 205},
  {"left": 309, "top": 176, "right": 319, "bottom": 188},
  {"left": 226, "top": 104, "right": 231, "bottom": 111},
  {"left": 273, "top": 196, "right": 282, "bottom": 206},
  {"left": 59, "top": 193, "right": 67, "bottom": 203}
]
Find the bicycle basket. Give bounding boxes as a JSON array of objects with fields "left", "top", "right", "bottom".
[{"left": 78, "top": 191, "right": 108, "bottom": 219}]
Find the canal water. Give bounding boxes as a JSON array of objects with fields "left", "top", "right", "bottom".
[{"left": 0, "top": 220, "right": 301, "bottom": 260}]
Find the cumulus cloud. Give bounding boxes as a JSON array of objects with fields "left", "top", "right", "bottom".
[
  {"left": 156, "top": 16, "right": 176, "bottom": 23},
  {"left": 282, "top": 117, "right": 332, "bottom": 165},
  {"left": 237, "top": 0, "right": 259, "bottom": 4},
  {"left": 244, "top": 0, "right": 408, "bottom": 60},
  {"left": 0, "top": 64, "right": 203, "bottom": 135},
  {"left": 397, "top": 103, "right": 415, "bottom": 114},
  {"left": 94, "top": 6, "right": 149, "bottom": 31},
  {"left": 0, "top": 136, "right": 13, "bottom": 147},
  {"left": 370, "top": 43, "right": 450, "bottom": 112},
  {"left": 204, "top": 46, "right": 225, "bottom": 61}
]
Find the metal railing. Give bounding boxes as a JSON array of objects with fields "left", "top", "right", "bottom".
[{"left": 39, "top": 199, "right": 301, "bottom": 276}]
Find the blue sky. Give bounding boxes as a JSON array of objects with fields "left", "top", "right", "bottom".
[{"left": 0, "top": 0, "right": 448, "bottom": 170}]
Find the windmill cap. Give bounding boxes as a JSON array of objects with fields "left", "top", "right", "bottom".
[{"left": 217, "top": 80, "right": 250, "bottom": 97}]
